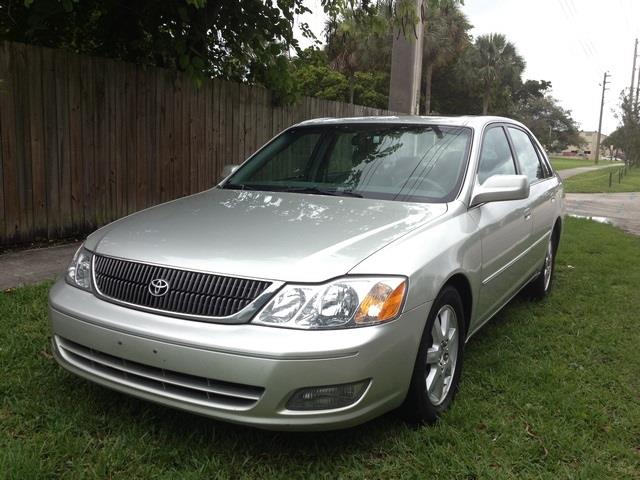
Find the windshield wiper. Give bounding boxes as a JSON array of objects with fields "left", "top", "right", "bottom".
[
  {"left": 283, "top": 186, "right": 363, "bottom": 198},
  {"left": 221, "top": 183, "right": 259, "bottom": 191}
]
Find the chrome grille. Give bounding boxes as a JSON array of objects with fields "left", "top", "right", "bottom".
[
  {"left": 93, "top": 255, "right": 271, "bottom": 318},
  {"left": 55, "top": 336, "right": 264, "bottom": 410}
]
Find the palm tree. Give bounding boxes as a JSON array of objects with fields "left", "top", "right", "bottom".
[
  {"left": 470, "top": 33, "right": 525, "bottom": 115},
  {"left": 325, "top": 6, "right": 391, "bottom": 104},
  {"left": 421, "top": 0, "right": 471, "bottom": 114}
]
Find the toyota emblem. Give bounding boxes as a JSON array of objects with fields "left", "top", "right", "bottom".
[{"left": 148, "top": 278, "right": 170, "bottom": 297}]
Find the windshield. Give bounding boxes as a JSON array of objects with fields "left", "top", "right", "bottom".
[{"left": 223, "top": 124, "right": 472, "bottom": 203}]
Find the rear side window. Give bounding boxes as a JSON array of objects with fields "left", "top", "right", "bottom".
[
  {"left": 477, "top": 127, "right": 516, "bottom": 184},
  {"left": 508, "top": 127, "right": 545, "bottom": 182}
]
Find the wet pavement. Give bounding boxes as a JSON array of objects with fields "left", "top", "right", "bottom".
[
  {"left": 557, "top": 164, "right": 620, "bottom": 180},
  {"left": 565, "top": 192, "right": 640, "bottom": 236}
]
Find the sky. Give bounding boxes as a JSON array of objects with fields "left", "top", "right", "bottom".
[{"left": 295, "top": 0, "right": 640, "bottom": 135}]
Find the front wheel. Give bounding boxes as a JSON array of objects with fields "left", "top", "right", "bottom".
[{"left": 401, "top": 286, "right": 465, "bottom": 425}]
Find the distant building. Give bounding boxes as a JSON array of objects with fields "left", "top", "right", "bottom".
[{"left": 561, "top": 131, "right": 608, "bottom": 160}]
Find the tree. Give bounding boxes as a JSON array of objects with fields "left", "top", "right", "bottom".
[
  {"left": 615, "top": 91, "right": 640, "bottom": 166},
  {"left": 467, "top": 33, "right": 525, "bottom": 115},
  {"left": 325, "top": 5, "right": 391, "bottom": 103},
  {"left": 291, "top": 49, "right": 349, "bottom": 102},
  {"left": 0, "top": 0, "right": 334, "bottom": 90},
  {"left": 506, "top": 79, "right": 582, "bottom": 152},
  {"left": 602, "top": 127, "right": 624, "bottom": 160},
  {"left": 514, "top": 94, "right": 582, "bottom": 152},
  {"left": 289, "top": 47, "right": 390, "bottom": 108},
  {"left": 421, "top": 0, "right": 471, "bottom": 114}
]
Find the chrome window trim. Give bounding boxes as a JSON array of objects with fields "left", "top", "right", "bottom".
[{"left": 505, "top": 125, "right": 551, "bottom": 182}]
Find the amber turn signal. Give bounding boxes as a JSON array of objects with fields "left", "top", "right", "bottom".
[{"left": 354, "top": 280, "right": 407, "bottom": 325}]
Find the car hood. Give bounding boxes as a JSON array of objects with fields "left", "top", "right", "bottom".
[{"left": 86, "top": 188, "right": 447, "bottom": 282}]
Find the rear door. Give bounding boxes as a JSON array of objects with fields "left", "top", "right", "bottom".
[
  {"left": 472, "top": 125, "right": 534, "bottom": 322},
  {"left": 506, "top": 126, "right": 558, "bottom": 270}
]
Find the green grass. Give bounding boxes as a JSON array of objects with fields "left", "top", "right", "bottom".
[
  {"left": 549, "top": 157, "right": 595, "bottom": 171},
  {"left": 564, "top": 165, "right": 640, "bottom": 193},
  {"left": 2, "top": 217, "right": 640, "bottom": 479},
  {"left": 549, "top": 157, "right": 620, "bottom": 171}
]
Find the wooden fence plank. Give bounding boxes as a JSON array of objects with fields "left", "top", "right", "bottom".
[
  {"left": 111, "top": 59, "right": 125, "bottom": 221},
  {"left": 80, "top": 53, "right": 96, "bottom": 229},
  {"left": 10, "top": 42, "right": 32, "bottom": 241},
  {"left": 27, "top": 45, "right": 47, "bottom": 239},
  {"left": 55, "top": 48, "right": 72, "bottom": 235},
  {"left": 223, "top": 81, "right": 233, "bottom": 169},
  {"left": 124, "top": 62, "right": 137, "bottom": 215},
  {"left": 149, "top": 67, "right": 160, "bottom": 207},
  {"left": 0, "top": 42, "right": 12, "bottom": 240},
  {"left": 135, "top": 67, "right": 148, "bottom": 210},
  {"left": 210, "top": 78, "right": 220, "bottom": 182},
  {"left": 68, "top": 50, "right": 84, "bottom": 229},
  {"left": 94, "top": 57, "right": 109, "bottom": 227},
  {"left": 203, "top": 79, "right": 213, "bottom": 186}
]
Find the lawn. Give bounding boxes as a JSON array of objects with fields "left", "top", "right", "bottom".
[
  {"left": 564, "top": 165, "right": 640, "bottom": 193},
  {"left": 549, "top": 157, "right": 595, "bottom": 171},
  {"left": 1, "top": 218, "right": 639, "bottom": 479}
]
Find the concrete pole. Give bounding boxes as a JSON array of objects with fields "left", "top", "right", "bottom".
[
  {"left": 631, "top": 38, "right": 638, "bottom": 106},
  {"left": 388, "top": 0, "right": 424, "bottom": 114},
  {"left": 636, "top": 63, "right": 640, "bottom": 111},
  {"left": 595, "top": 72, "right": 609, "bottom": 165}
]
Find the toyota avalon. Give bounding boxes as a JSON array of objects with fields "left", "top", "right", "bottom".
[{"left": 49, "top": 116, "right": 564, "bottom": 430}]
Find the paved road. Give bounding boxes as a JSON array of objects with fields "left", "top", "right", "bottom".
[
  {"left": 557, "top": 163, "right": 620, "bottom": 180},
  {"left": 565, "top": 192, "right": 640, "bottom": 236},
  {"left": 0, "top": 242, "right": 81, "bottom": 291}
]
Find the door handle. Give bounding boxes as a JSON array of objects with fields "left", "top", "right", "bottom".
[{"left": 524, "top": 208, "right": 532, "bottom": 220}]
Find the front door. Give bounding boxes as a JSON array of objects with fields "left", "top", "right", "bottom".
[{"left": 472, "top": 126, "right": 534, "bottom": 323}]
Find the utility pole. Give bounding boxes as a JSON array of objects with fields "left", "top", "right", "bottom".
[
  {"left": 595, "top": 71, "right": 609, "bottom": 165},
  {"left": 636, "top": 62, "right": 640, "bottom": 111},
  {"left": 388, "top": 0, "right": 424, "bottom": 114},
  {"left": 631, "top": 39, "right": 638, "bottom": 105}
]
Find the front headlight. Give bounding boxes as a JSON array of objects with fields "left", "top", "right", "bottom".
[
  {"left": 254, "top": 276, "right": 407, "bottom": 329},
  {"left": 66, "top": 245, "right": 93, "bottom": 291}
]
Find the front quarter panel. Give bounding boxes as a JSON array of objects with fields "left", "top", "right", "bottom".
[{"left": 349, "top": 201, "right": 481, "bottom": 331}]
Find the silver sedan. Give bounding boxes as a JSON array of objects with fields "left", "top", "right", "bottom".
[{"left": 49, "top": 116, "right": 564, "bottom": 430}]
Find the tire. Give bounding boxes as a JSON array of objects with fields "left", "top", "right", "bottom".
[
  {"left": 401, "top": 285, "right": 465, "bottom": 425},
  {"left": 528, "top": 232, "right": 557, "bottom": 300}
]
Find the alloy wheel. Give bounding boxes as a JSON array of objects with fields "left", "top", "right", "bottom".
[
  {"left": 425, "top": 305, "right": 459, "bottom": 406},
  {"left": 543, "top": 238, "right": 553, "bottom": 291}
]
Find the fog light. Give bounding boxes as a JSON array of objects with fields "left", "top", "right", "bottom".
[{"left": 286, "top": 380, "right": 370, "bottom": 411}]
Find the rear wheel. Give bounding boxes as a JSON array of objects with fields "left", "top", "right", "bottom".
[
  {"left": 402, "top": 286, "right": 465, "bottom": 425},
  {"left": 528, "top": 233, "right": 557, "bottom": 300}
]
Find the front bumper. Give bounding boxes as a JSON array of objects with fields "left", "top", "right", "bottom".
[{"left": 48, "top": 279, "right": 430, "bottom": 431}]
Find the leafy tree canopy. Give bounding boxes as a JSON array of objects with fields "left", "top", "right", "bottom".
[
  {"left": 614, "top": 91, "right": 640, "bottom": 166},
  {"left": 0, "top": 0, "right": 332, "bottom": 89}
]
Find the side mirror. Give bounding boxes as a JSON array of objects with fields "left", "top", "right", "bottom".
[{"left": 470, "top": 174, "right": 530, "bottom": 207}]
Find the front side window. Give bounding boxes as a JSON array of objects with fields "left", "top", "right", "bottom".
[
  {"left": 508, "top": 127, "right": 545, "bottom": 182},
  {"left": 477, "top": 127, "right": 516, "bottom": 184},
  {"left": 224, "top": 124, "right": 472, "bottom": 203}
]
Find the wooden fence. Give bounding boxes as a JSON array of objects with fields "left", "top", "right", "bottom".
[{"left": 0, "top": 41, "right": 395, "bottom": 246}]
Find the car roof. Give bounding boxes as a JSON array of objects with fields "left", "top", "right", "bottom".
[{"left": 295, "top": 115, "right": 525, "bottom": 130}]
